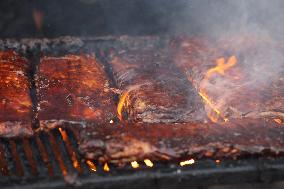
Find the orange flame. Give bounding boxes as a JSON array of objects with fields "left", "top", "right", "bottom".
[
  {"left": 58, "top": 128, "right": 80, "bottom": 170},
  {"left": 117, "top": 91, "right": 129, "bottom": 121},
  {"left": 117, "top": 84, "right": 147, "bottom": 121},
  {"left": 86, "top": 160, "right": 97, "bottom": 172},
  {"left": 199, "top": 56, "right": 237, "bottom": 123},
  {"left": 206, "top": 56, "right": 237, "bottom": 78},
  {"left": 274, "top": 118, "right": 282, "bottom": 124},
  {"left": 103, "top": 163, "right": 110, "bottom": 172},
  {"left": 198, "top": 92, "right": 222, "bottom": 123}
]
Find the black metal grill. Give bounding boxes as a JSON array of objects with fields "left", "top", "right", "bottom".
[
  {"left": 1, "top": 128, "right": 284, "bottom": 189},
  {"left": 0, "top": 128, "right": 80, "bottom": 178},
  {"left": 1, "top": 36, "right": 284, "bottom": 189}
]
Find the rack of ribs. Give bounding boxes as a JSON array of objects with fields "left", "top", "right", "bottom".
[
  {"left": 0, "top": 51, "right": 33, "bottom": 138},
  {"left": 79, "top": 118, "right": 284, "bottom": 164},
  {"left": 108, "top": 48, "right": 206, "bottom": 123},
  {"left": 173, "top": 35, "right": 284, "bottom": 122},
  {"left": 36, "top": 54, "right": 116, "bottom": 130}
]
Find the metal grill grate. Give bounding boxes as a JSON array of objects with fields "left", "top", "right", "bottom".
[
  {"left": 0, "top": 128, "right": 100, "bottom": 179},
  {"left": 0, "top": 37, "right": 284, "bottom": 189},
  {"left": 1, "top": 127, "right": 284, "bottom": 188}
]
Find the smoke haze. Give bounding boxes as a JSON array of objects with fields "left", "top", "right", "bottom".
[
  {"left": 172, "top": 0, "right": 284, "bottom": 121},
  {"left": 171, "top": 0, "right": 284, "bottom": 40}
]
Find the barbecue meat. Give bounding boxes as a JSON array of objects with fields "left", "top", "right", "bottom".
[
  {"left": 174, "top": 35, "right": 284, "bottom": 122},
  {"left": 79, "top": 118, "right": 284, "bottom": 164},
  {"left": 36, "top": 54, "right": 116, "bottom": 129},
  {"left": 0, "top": 51, "right": 33, "bottom": 138},
  {"left": 108, "top": 48, "right": 206, "bottom": 123}
]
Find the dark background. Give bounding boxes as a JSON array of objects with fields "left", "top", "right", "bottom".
[
  {"left": 0, "top": 0, "right": 185, "bottom": 38},
  {"left": 1, "top": 0, "right": 284, "bottom": 39}
]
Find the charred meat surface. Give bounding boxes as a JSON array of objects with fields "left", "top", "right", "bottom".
[
  {"left": 0, "top": 51, "right": 33, "bottom": 138},
  {"left": 174, "top": 35, "right": 284, "bottom": 123},
  {"left": 79, "top": 118, "right": 284, "bottom": 164},
  {"left": 108, "top": 48, "right": 206, "bottom": 123},
  {"left": 36, "top": 54, "right": 116, "bottom": 129}
]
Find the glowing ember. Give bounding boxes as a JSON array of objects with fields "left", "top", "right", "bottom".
[
  {"left": 180, "top": 158, "right": 195, "bottom": 166},
  {"left": 199, "top": 55, "right": 237, "bottom": 123},
  {"left": 131, "top": 161, "right": 140, "bottom": 169},
  {"left": 58, "top": 128, "right": 67, "bottom": 141},
  {"left": 73, "top": 160, "right": 80, "bottom": 170},
  {"left": 103, "top": 163, "right": 110, "bottom": 172},
  {"left": 274, "top": 118, "right": 282, "bottom": 124},
  {"left": 144, "top": 159, "right": 154, "bottom": 167},
  {"left": 215, "top": 159, "right": 221, "bottom": 164},
  {"left": 86, "top": 160, "right": 97, "bottom": 172}
]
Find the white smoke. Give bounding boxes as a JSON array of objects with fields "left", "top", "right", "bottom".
[
  {"left": 171, "top": 0, "right": 284, "bottom": 41},
  {"left": 173, "top": 0, "right": 284, "bottom": 119}
]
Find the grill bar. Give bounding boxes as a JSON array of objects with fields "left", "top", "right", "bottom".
[
  {"left": 58, "top": 128, "right": 82, "bottom": 173},
  {"left": 68, "top": 127, "right": 80, "bottom": 142},
  {"left": 35, "top": 135, "right": 54, "bottom": 177},
  {"left": 48, "top": 132, "right": 68, "bottom": 176},
  {"left": 0, "top": 127, "right": 107, "bottom": 182},
  {"left": 0, "top": 126, "right": 284, "bottom": 188},
  {"left": 23, "top": 138, "right": 38, "bottom": 176},
  {"left": 9, "top": 140, "right": 24, "bottom": 177},
  {"left": 0, "top": 142, "right": 9, "bottom": 176}
]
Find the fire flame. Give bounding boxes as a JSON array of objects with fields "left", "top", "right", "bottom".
[
  {"left": 198, "top": 92, "right": 223, "bottom": 123},
  {"left": 103, "top": 163, "right": 110, "bottom": 172},
  {"left": 58, "top": 128, "right": 80, "bottom": 170},
  {"left": 131, "top": 161, "right": 140, "bottom": 169},
  {"left": 117, "top": 85, "right": 144, "bottom": 121},
  {"left": 206, "top": 56, "right": 237, "bottom": 78},
  {"left": 144, "top": 159, "right": 154, "bottom": 167},
  {"left": 199, "top": 56, "right": 237, "bottom": 123},
  {"left": 180, "top": 158, "right": 195, "bottom": 166},
  {"left": 86, "top": 160, "right": 97, "bottom": 172},
  {"left": 117, "top": 91, "right": 129, "bottom": 121}
]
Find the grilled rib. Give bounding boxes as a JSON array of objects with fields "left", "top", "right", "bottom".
[
  {"left": 36, "top": 54, "right": 116, "bottom": 129},
  {"left": 108, "top": 48, "right": 206, "bottom": 123},
  {"left": 0, "top": 51, "right": 33, "bottom": 138},
  {"left": 79, "top": 118, "right": 284, "bottom": 164},
  {"left": 173, "top": 35, "right": 284, "bottom": 122}
]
